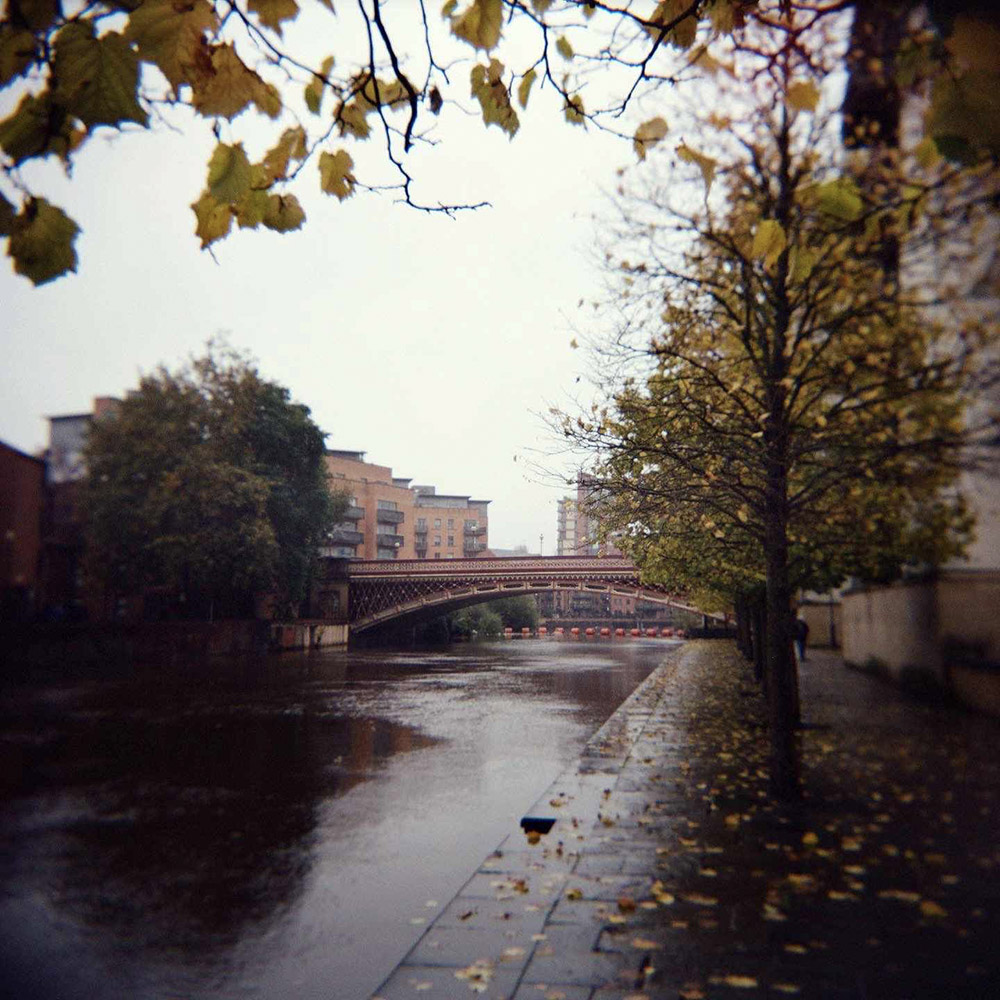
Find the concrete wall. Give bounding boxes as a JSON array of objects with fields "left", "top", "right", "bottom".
[
  {"left": 842, "top": 571, "right": 1000, "bottom": 715},
  {"left": 269, "top": 621, "right": 348, "bottom": 650},
  {"left": 798, "top": 600, "right": 842, "bottom": 649}
]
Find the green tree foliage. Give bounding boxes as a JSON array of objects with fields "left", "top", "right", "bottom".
[
  {"left": 559, "top": 11, "right": 998, "bottom": 797},
  {"left": 2, "top": 1, "right": 996, "bottom": 283},
  {"left": 440, "top": 594, "right": 539, "bottom": 639},
  {"left": 83, "top": 342, "right": 344, "bottom": 619}
]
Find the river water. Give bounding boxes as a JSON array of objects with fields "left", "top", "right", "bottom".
[{"left": 0, "top": 637, "right": 672, "bottom": 1000}]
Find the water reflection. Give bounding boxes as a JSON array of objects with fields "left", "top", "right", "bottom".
[{"left": 0, "top": 638, "right": 670, "bottom": 999}]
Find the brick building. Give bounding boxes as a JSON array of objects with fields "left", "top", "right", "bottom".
[
  {"left": 411, "top": 486, "right": 489, "bottom": 560},
  {"left": 0, "top": 440, "right": 45, "bottom": 621}
]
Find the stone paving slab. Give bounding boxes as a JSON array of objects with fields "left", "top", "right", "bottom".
[{"left": 372, "top": 642, "right": 1000, "bottom": 1000}]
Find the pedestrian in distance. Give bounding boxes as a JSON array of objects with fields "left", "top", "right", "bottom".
[{"left": 795, "top": 613, "right": 810, "bottom": 662}]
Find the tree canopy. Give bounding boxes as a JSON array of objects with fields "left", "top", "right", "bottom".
[
  {"left": 557, "top": 6, "right": 999, "bottom": 795},
  {"left": 83, "top": 343, "right": 344, "bottom": 619},
  {"left": 2, "top": 1, "right": 998, "bottom": 284}
]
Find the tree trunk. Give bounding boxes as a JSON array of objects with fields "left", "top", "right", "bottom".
[{"left": 764, "top": 507, "right": 801, "bottom": 800}]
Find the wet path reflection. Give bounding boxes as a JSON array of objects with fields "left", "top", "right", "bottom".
[{"left": 0, "top": 638, "right": 672, "bottom": 999}]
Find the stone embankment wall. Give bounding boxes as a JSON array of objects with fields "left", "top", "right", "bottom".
[{"left": 842, "top": 570, "right": 1000, "bottom": 716}]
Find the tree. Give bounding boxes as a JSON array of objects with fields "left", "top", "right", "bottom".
[
  {"left": 559, "top": 9, "right": 998, "bottom": 797},
  {"left": 82, "top": 342, "right": 344, "bottom": 619},
  {"left": 2, "top": 1, "right": 997, "bottom": 284}
]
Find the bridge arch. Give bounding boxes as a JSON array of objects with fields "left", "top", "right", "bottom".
[{"left": 345, "top": 556, "right": 709, "bottom": 634}]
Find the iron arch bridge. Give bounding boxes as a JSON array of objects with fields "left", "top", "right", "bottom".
[{"left": 346, "top": 555, "right": 705, "bottom": 633}]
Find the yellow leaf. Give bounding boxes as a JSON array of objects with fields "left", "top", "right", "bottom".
[
  {"left": 192, "top": 44, "right": 280, "bottom": 120},
  {"left": 517, "top": 68, "right": 537, "bottom": 109},
  {"left": 337, "top": 99, "right": 372, "bottom": 140},
  {"left": 7, "top": 197, "right": 80, "bottom": 285},
  {"left": 751, "top": 219, "right": 786, "bottom": 267},
  {"left": 677, "top": 142, "right": 716, "bottom": 190},
  {"left": 815, "top": 178, "right": 863, "bottom": 221},
  {"left": 566, "top": 887, "right": 583, "bottom": 900},
  {"left": 631, "top": 937, "right": 661, "bottom": 949},
  {"left": 262, "top": 126, "right": 307, "bottom": 182},
  {"left": 914, "top": 137, "right": 940, "bottom": 169},
  {"left": 920, "top": 900, "right": 948, "bottom": 917},
  {"left": 556, "top": 35, "right": 573, "bottom": 60},
  {"left": 633, "top": 116, "right": 668, "bottom": 161},
  {"left": 318, "top": 149, "right": 356, "bottom": 200},
  {"left": 207, "top": 142, "right": 252, "bottom": 203},
  {"left": 801, "top": 831, "right": 819, "bottom": 846},
  {"left": 470, "top": 60, "right": 519, "bottom": 137},
  {"left": 564, "top": 94, "right": 585, "bottom": 125},
  {"left": 305, "top": 55, "right": 334, "bottom": 115},
  {"left": 126, "top": 0, "right": 217, "bottom": 90},
  {"left": 191, "top": 190, "right": 232, "bottom": 248},
  {"left": 248, "top": 0, "right": 299, "bottom": 34},
  {"left": 262, "top": 193, "right": 305, "bottom": 232},
  {"left": 787, "top": 80, "right": 820, "bottom": 112},
  {"left": 723, "top": 975, "right": 758, "bottom": 988},
  {"left": 451, "top": 0, "right": 503, "bottom": 51}
]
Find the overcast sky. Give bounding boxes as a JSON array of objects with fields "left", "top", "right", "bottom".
[{"left": 0, "top": 16, "right": 657, "bottom": 552}]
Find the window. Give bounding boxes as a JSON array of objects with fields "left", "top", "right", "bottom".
[
  {"left": 434, "top": 518, "right": 441, "bottom": 529},
  {"left": 416, "top": 518, "right": 427, "bottom": 530},
  {"left": 377, "top": 499, "right": 398, "bottom": 510},
  {"left": 464, "top": 519, "right": 477, "bottom": 528},
  {"left": 434, "top": 535, "right": 441, "bottom": 546},
  {"left": 434, "top": 552, "right": 441, "bottom": 559},
  {"left": 447, "top": 535, "right": 454, "bottom": 547},
  {"left": 447, "top": 518, "right": 454, "bottom": 529}
]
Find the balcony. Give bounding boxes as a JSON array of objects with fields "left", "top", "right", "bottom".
[
  {"left": 376, "top": 508, "right": 405, "bottom": 525},
  {"left": 376, "top": 533, "right": 404, "bottom": 548},
  {"left": 330, "top": 527, "right": 364, "bottom": 546},
  {"left": 342, "top": 505, "right": 365, "bottom": 521},
  {"left": 463, "top": 524, "right": 487, "bottom": 536},
  {"left": 463, "top": 542, "right": 486, "bottom": 554}
]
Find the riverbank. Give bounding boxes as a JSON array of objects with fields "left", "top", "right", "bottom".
[{"left": 372, "top": 640, "right": 1000, "bottom": 999}]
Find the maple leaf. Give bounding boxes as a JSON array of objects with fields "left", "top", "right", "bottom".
[
  {"left": 125, "top": 0, "right": 218, "bottom": 91},
  {"left": 677, "top": 141, "right": 716, "bottom": 190},
  {"left": 52, "top": 23, "right": 147, "bottom": 129},
  {"left": 6, "top": 198, "right": 80, "bottom": 285},
  {"left": 0, "top": 93, "right": 80, "bottom": 165},
  {"left": 319, "top": 149, "right": 356, "bottom": 200}
]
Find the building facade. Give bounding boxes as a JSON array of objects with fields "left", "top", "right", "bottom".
[{"left": 323, "top": 452, "right": 490, "bottom": 561}]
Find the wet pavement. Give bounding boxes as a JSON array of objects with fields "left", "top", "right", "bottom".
[{"left": 373, "top": 641, "right": 1000, "bottom": 999}]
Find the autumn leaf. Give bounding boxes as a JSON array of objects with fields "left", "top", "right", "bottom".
[
  {"left": 470, "top": 60, "right": 519, "bottom": 137},
  {"left": 248, "top": 0, "right": 300, "bottom": 35},
  {"left": 263, "top": 193, "right": 306, "bottom": 232},
  {"left": 305, "top": 55, "right": 334, "bottom": 115},
  {"left": 751, "top": 219, "right": 786, "bottom": 267},
  {"left": 722, "top": 975, "right": 758, "bottom": 988},
  {"left": 451, "top": 0, "right": 503, "bottom": 52},
  {"left": 191, "top": 190, "right": 232, "bottom": 248},
  {"left": 262, "top": 126, "right": 307, "bottom": 182},
  {"left": 0, "top": 192, "right": 14, "bottom": 236},
  {"left": 677, "top": 142, "right": 716, "bottom": 190},
  {"left": 0, "top": 24, "right": 37, "bottom": 85},
  {"left": 125, "top": 0, "right": 218, "bottom": 91},
  {"left": 515, "top": 68, "right": 537, "bottom": 110},
  {"left": 633, "top": 117, "right": 668, "bottom": 161},
  {"left": 787, "top": 80, "right": 820, "bottom": 112},
  {"left": 556, "top": 35, "right": 574, "bottom": 60},
  {"left": 6, "top": 198, "right": 80, "bottom": 285},
  {"left": 814, "top": 177, "right": 863, "bottom": 221},
  {"left": 207, "top": 142, "right": 252, "bottom": 203},
  {"left": 52, "top": 22, "right": 147, "bottom": 129},
  {"left": 564, "top": 94, "right": 585, "bottom": 125},
  {"left": 319, "top": 149, "right": 356, "bottom": 200},
  {"left": 191, "top": 44, "right": 281, "bottom": 120},
  {"left": 0, "top": 93, "right": 80, "bottom": 165}
]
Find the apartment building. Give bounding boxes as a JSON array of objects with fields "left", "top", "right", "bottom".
[
  {"left": 411, "top": 486, "right": 490, "bottom": 560},
  {"left": 323, "top": 451, "right": 417, "bottom": 560},
  {"left": 323, "top": 453, "right": 491, "bottom": 561},
  {"left": 556, "top": 476, "right": 621, "bottom": 557}
]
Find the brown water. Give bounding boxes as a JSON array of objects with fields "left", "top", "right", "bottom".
[{"left": 0, "top": 637, "right": 672, "bottom": 1000}]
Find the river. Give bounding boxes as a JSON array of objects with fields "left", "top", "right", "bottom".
[{"left": 0, "top": 637, "right": 673, "bottom": 1000}]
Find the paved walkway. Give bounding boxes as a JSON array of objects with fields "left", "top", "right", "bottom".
[{"left": 371, "top": 641, "right": 1000, "bottom": 999}]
